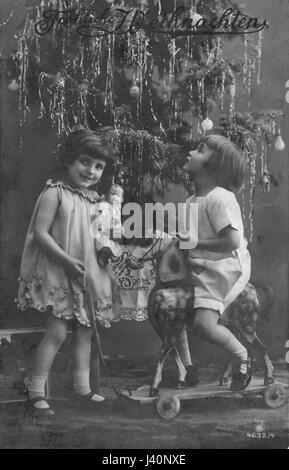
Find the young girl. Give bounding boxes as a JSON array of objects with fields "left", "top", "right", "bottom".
[
  {"left": 182, "top": 134, "right": 251, "bottom": 391},
  {"left": 17, "top": 126, "right": 121, "bottom": 414}
]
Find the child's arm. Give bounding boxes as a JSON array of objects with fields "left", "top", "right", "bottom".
[
  {"left": 197, "top": 225, "right": 240, "bottom": 252},
  {"left": 34, "top": 189, "right": 85, "bottom": 278}
]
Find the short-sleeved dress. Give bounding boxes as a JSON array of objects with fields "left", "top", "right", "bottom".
[
  {"left": 186, "top": 187, "right": 251, "bottom": 315},
  {"left": 17, "top": 180, "right": 121, "bottom": 328}
]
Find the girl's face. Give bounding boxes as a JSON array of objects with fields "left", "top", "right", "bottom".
[
  {"left": 183, "top": 142, "right": 214, "bottom": 176},
  {"left": 66, "top": 155, "right": 106, "bottom": 189}
]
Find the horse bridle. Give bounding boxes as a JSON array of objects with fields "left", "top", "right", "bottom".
[{"left": 127, "top": 233, "right": 179, "bottom": 268}]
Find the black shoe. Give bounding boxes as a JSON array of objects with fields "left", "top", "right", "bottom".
[
  {"left": 26, "top": 397, "right": 55, "bottom": 416},
  {"left": 70, "top": 391, "right": 105, "bottom": 407},
  {"left": 185, "top": 365, "right": 200, "bottom": 387},
  {"left": 230, "top": 360, "right": 252, "bottom": 391}
]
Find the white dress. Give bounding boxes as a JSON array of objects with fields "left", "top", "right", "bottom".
[
  {"left": 186, "top": 187, "right": 251, "bottom": 314},
  {"left": 17, "top": 180, "right": 121, "bottom": 328}
]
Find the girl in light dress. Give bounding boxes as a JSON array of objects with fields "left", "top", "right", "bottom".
[{"left": 17, "top": 126, "right": 122, "bottom": 415}]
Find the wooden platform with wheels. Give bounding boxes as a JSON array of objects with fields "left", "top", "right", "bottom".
[{"left": 120, "top": 378, "right": 289, "bottom": 420}]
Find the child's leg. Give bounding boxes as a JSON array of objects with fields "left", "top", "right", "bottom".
[
  {"left": 28, "top": 316, "right": 69, "bottom": 408},
  {"left": 193, "top": 308, "right": 248, "bottom": 371},
  {"left": 71, "top": 324, "right": 104, "bottom": 402}
]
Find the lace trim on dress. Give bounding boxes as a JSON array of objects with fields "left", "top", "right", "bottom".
[
  {"left": 46, "top": 179, "right": 103, "bottom": 204},
  {"left": 120, "top": 307, "right": 148, "bottom": 321},
  {"left": 17, "top": 276, "right": 116, "bottom": 328}
]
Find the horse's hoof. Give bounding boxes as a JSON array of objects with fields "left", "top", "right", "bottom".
[
  {"left": 149, "top": 387, "right": 159, "bottom": 397},
  {"left": 264, "top": 377, "right": 275, "bottom": 386},
  {"left": 177, "top": 381, "right": 188, "bottom": 389}
]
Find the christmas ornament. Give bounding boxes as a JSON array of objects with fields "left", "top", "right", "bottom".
[
  {"left": 274, "top": 133, "right": 285, "bottom": 151},
  {"left": 11, "top": 0, "right": 282, "bottom": 244},
  {"left": 7, "top": 79, "right": 19, "bottom": 91},
  {"left": 201, "top": 117, "right": 214, "bottom": 131},
  {"left": 130, "top": 82, "right": 140, "bottom": 99},
  {"left": 54, "top": 73, "right": 65, "bottom": 87},
  {"left": 259, "top": 170, "right": 270, "bottom": 192},
  {"left": 79, "top": 80, "right": 89, "bottom": 93},
  {"left": 190, "top": 12, "right": 203, "bottom": 27}
]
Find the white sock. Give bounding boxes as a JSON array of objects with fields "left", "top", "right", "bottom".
[
  {"left": 72, "top": 369, "right": 105, "bottom": 402},
  {"left": 27, "top": 375, "right": 50, "bottom": 409},
  {"left": 224, "top": 335, "right": 248, "bottom": 374},
  {"left": 240, "top": 362, "right": 248, "bottom": 374}
]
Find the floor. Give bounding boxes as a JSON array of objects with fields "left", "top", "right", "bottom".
[{"left": 0, "top": 357, "right": 288, "bottom": 449}]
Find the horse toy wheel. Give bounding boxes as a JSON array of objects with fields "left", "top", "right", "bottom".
[
  {"left": 156, "top": 395, "right": 181, "bottom": 420},
  {"left": 264, "top": 383, "right": 287, "bottom": 408}
]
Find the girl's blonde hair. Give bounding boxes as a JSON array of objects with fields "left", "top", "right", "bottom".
[{"left": 201, "top": 134, "right": 247, "bottom": 192}]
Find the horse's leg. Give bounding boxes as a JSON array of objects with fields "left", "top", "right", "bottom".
[
  {"left": 169, "top": 348, "right": 187, "bottom": 388},
  {"left": 150, "top": 345, "right": 172, "bottom": 397},
  {"left": 250, "top": 333, "right": 274, "bottom": 385},
  {"left": 219, "top": 358, "right": 233, "bottom": 386}
]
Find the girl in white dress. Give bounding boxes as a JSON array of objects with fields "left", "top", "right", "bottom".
[
  {"left": 17, "top": 127, "right": 121, "bottom": 414},
  {"left": 183, "top": 134, "right": 251, "bottom": 391}
]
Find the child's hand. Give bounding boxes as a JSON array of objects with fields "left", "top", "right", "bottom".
[
  {"left": 97, "top": 247, "right": 113, "bottom": 268},
  {"left": 64, "top": 257, "right": 85, "bottom": 280}
]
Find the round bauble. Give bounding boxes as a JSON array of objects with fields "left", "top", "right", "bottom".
[
  {"left": 130, "top": 83, "right": 140, "bottom": 99},
  {"left": 201, "top": 117, "right": 214, "bottom": 131},
  {"left": 274, "top": 134, "right": 285, "bottom": 151},
  {"left": 8, "top": 79, "right": 19, "bottom": 91}
]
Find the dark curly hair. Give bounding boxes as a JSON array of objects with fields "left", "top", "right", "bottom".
[{"left": 57, "top": 125, "right": 116, "bottom": 166}]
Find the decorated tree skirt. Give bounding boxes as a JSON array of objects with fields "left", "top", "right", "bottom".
[{"left": 110, "top": 244, "right": 156, "bottom": 322}]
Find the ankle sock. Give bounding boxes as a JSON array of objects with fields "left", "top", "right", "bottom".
[
  {"left": 223, "top": 334, "right": 248, "bottom": 374},
  {"left": 27, "top": 375, "right": 50, "bottom": 409},
  {"left": 240, "top": 362, "right": 248, "bottom": 374},
  {"left": 72, "top": 369, "right": 104, "bottom": 401},
  {"left": 73, "top": 369, "right": 91, "bottom": 395}
]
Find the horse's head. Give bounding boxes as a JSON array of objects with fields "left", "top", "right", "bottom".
[{"left": 126, "top": 229, "right": 191, "bottom": 285}]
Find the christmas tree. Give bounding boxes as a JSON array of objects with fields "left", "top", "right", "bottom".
[{"left": 5, "top": 0, "right": 285, "bottom": 238}]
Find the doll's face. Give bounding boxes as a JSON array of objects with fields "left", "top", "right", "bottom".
[{"left": 66, "top": 155, "right": 106, "bottom": 189}]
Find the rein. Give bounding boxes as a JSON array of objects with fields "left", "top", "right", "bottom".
[
  {"left": 136, "top": 236, "right": 163, "bottom": 263},
  {"left": 130, "top": 234, "right": 179, "bottom": 265}
]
